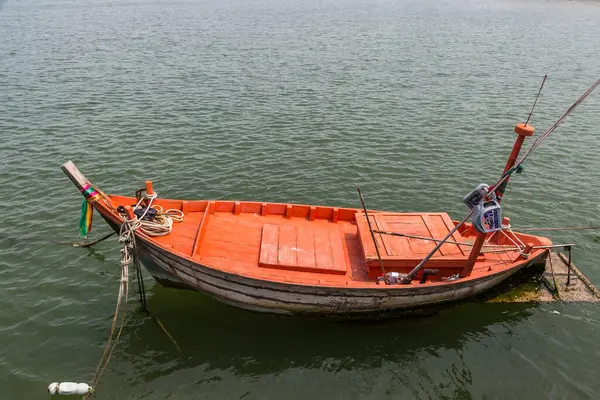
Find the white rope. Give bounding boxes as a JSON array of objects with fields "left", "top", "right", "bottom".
[
  {"left": 86, "top": 223, "right": 132, "bottom": 399},
  {"left": 121, "top": 192, "right": 184, "bottom": 237},
  {"left": 499, "top": 225, "right": 529, "bottom": 258},
  {"left": 484, "top": 230, "right": 499, "bottom": 246},
  {"left": 81, "top": 191, "right": 182, "bottom": 398},
  {"left": 507, "top": 225, "right": 526, "bottom": 249}
]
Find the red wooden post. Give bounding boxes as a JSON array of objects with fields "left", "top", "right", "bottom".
[
  {"left": 145, "top": 180, "right": 155, "bottom": 196},
  {"left": 495, "top": 123, "right": 535, "bottom": 202},
  {"left": 123, "top": 205, "right": 135, "bottom": 220},
  {"left": 461, "top": 233, "right": 486, "bottom": 277},
  {"left": 463, "top": 123, "right": 535, "bottom": 277}
]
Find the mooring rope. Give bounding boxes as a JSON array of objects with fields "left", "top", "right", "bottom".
[
  {"left": 81, "top": 193, "right": 183, "bottom": 398},
  {"left": 128, "top": 223, "right": 147, "bottom": 312},
  {"left": 499, "top": 225, "right": 529, "bottom": 258},
  {"left": 515, "top": 226, "right": 600, "bottom": 232},
  {"left": 85, "top": 231, "right": 131, "bottom": 399}
]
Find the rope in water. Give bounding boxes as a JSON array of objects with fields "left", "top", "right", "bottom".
[
  {"left": 85, "top": 232, "right": 130, "bottom": 399},
  {"left": 515, "top": 226, "right": 600, "bottom": 232},
  {"left": 85, "top": 193, "right": 183, "bottom": 398},
  {"left": 70, "top": 232, "right": 116, "bottom": 248}
]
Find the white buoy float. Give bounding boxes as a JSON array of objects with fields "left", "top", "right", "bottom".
[{"left": 48, "top": 382, "right": 92, "bottom": 396}]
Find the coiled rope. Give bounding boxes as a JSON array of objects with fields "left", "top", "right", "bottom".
[{"left": 121, "top": 193, "right": 184, "bottom": 237}]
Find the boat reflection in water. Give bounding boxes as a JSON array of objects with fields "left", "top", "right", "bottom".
[{"left": 113, "top": 289, "right": 539, "bottom": 399}]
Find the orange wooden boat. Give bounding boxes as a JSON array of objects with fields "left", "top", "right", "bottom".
[{"left": 62, "top": 124, "right": 554, "bottom": 315}]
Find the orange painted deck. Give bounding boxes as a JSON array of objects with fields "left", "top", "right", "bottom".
[{"left": 106, "top": 196, "right": 552, "bottom": 287}]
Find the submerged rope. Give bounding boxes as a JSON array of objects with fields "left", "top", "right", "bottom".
[
  {"left": 121, "top": 196, "right": 181, "bottom": 349},
  {"left": 84, "top": 193, "right": 182, "bottom": 398},
  {"left": 70, "top": 232, "right": 116, "bottom": 248},
  {"left": 86, "top": 234, "right": 130, "bottom": 399}
]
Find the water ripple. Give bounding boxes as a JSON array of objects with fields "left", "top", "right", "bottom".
[{"left": 2, "top": 0, "right": 600, "bottom": 398}]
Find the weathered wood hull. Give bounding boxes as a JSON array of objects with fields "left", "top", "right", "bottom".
[{"left": 103, "top": 216, "right": 547, "bottom": 315}]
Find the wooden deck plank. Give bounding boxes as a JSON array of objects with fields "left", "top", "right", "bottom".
[
  {"left": 314, "top": 229, "right": 334, "bottom": 271},
  {"left": 297, "top": 228, "right": 316, "bottom": 269},
  {"left": 376, "top": 215, "right": 413, "bottom": 257},
  {"left": 198, "top": 239, "right": 260, "bottom": 270},
  {"left": 329, "top": 230, "right": 348, "bottom": 274},
  {"left": 278, "top": 225, "right": 298, "bottom": 267},
  {"left": 439, "top": 214, "right": 469, "bottom": 256},
  {"left": 259, "top": 224, "right": 279, "bottom": 266},
  {"left": 355, "top": 213, "right": 376, "bottom": 258},
  {"left": 198, "top": 255, "right": 259, "bottom": 275},
  {"left": 257, "top": 223, "right": 346, "bottom": 275},
  {"left": 422, "top": 215, "right": 453, "bottom": 256}
]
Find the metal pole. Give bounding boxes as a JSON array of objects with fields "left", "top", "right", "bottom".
[
  {"left": 357, "top": 188, "right": 385, "bottom": 275},
  {"left": 548, "top": 252, "right": 560, "bottom": 299},
  {"left": 566, "top": 246, "right": 572, "bottom": 286}
]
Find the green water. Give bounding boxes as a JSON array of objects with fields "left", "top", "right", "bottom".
[{"left": 2, "top": 0, "right": 600, "bottom": 398}]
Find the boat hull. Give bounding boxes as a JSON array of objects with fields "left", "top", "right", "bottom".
[
  {"left": 139, "top": 238, "right": 545, "bottom": 315},
  {"left": 102, "top": 217, "right": 547, "bottom": 315}
]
